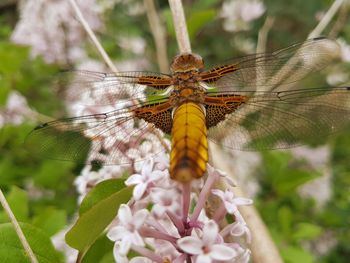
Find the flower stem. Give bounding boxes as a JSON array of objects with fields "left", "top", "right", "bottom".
[
  {"left": 190, "top": 172, "right": 218, "bottom": 222},
  {"left": 181, "top": 182, "right": 191, "bottom": 222}
]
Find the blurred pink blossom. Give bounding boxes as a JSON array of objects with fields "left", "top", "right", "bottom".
[
  {"left": 11, "top": 0, "right": 102, "bottom": 64},
  {"left": 0, "top": 91, "right": 32, "bottom": 127},
  {"left": 337, "top": 38, "right": 350, "bottom": 62},
  {"left": 220, "top": 0, "right": 265, "bottom": 32}
]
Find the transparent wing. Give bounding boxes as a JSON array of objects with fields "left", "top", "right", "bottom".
[
  {"left": 207, "top": 87, "right": 350, "bottom": 150},
  {"left": 25, "top": 103, "right": 169, "bottom": 165},
  {"left": 61, "top": 70, "right": 172, "bottom": 106},
  {"left": 201, "top": 38, "right": 340, "bottom": 92}
]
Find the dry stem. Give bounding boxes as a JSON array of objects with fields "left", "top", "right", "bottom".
[
  {"left": 144, "top": 0, "right": 169, "bottom": 73},
  {"left": 256, "top": 16, "right": 275, "bottom": 54},
  {"left": 168, "top": 0, "right": 192, "bottom": 53},
  {"left": 68, "top": 0, "right": 118, "bottom": 73},
  {"left": 308, "top": 0, "right": 345, "bottom": 38}
]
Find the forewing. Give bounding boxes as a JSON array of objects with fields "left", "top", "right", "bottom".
[
  {"left": 201, "top": 38, "right": 340, "bottom": 92},
  {"left": 61, "top": 70, "right": 172, "bottom": 106},
  {"left": 207, "top": 87, "right": 350, "bottom": 150},
  {"left": 25, "top": 104, "right": 168, "bottom": 165}
]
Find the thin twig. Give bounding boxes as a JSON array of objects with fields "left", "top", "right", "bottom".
[
  {"left": 0, "top": 189, "right": 38, "bottom": 263},
  {"left": 256, "top": 16, "right": 275, "bottom": 53},
  {"left": 144, "top": 0, "right": 169, "bottom": 73},
  {"left": 308, "top": 0, "right": 345, "bottom": 39},
  {"left": 256, "top": 16, "right": 275, "bottom": 91},
  {"left": 168, "top": 0, "right": 191, "bottom": 53},
  {"left": 68, "top": 0, "right": 118, "bottom": 73}
]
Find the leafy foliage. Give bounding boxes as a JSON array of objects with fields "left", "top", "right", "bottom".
[
  {"left": 65, "top": 179, "right": 132, "bottom": 258},
  {"left": 0, "top": 223, "right": 62, "bottom": 263}
]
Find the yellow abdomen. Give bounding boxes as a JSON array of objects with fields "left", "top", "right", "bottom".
[{"left": 170, "top": 102, "right": 208, "bottom": 182}]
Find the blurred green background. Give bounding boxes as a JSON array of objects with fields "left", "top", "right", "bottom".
[{"left": 0, "top": 0, "right": 349, "bottom": 262}]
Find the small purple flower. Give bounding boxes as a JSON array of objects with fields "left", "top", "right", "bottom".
[
  {"left": 212, "top": 189, "right": 253, "bottom": 216},
  {"left": 150, "top": 187, "right": 181, "bottom": 217},
  {"left": 107, "top": 204, "right": 148, "bottom": 255},
  {"left": 230, "top": 221, "right": 252, "bottom": 244},
  {"left": 177, "top": 220, "right": 237, "bottom": 262},
  {"left": 125, "top": 158, "right": 165, "bottom": 200}
]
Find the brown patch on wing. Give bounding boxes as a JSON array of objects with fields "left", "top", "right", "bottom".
[
  {"left": 133, "top": 101, "right": 173, "bottom": 134},
  {"left": 204, "top": 94, "right": 248, "bottom": 128}
]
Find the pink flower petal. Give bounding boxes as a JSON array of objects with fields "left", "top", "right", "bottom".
[
  {"left": 142, "top": 158, "right": 154, "bottom": 175},
  {"left": 130, "top": 231, "right": 145, "bottom": 247},
  {"left": 118, "top": 204, "right": 132, "bottom": 224},
  {"left": 234, "top": 197, "right": 253, "bottom": 206},
  {"left": 202, "top": 220, "right": 219, "bottom": 245},
  {"left": 125, "top": 174, "right": 143, "bottom": 185},
  {"left": 210, "top": 244, "right": 237, "bottom": 260},
  {"left": 224, "top": 190, "right": 234, "bottom": 200},
  {"left": 133, "top": 183, "right": 147, "bottom": 200},
  {"left": 113, "top": 242, "right": 128, "bottom": 262},
  {"left": 177, "top": 236, "right": 203, "bottom": 255},
  {"left": 107, "top": 226, "right": 128, "bottom": 241},
  {"left": 118, "top": 237, "right": 131, "bottom": 255},
  {"left": 230, "top": 222, "right": 245, "bottom": 236},
  {"left": 196, "top": 254, "right": 212, "bottom": 263},
  {"left": 150, "top": 170, "right": 165, "bottom": 180},
  {"left": 211, "top": 189, "right": 225, "bottom": 199},
  {"left": 130, "top": 257, "right": 152, "bottom": 263},
  {"left": 133, "top": 209, "right": 148, "bottom": 229},
  {"left": 225, "top": 202, "right": 238, "bottom": 214}
]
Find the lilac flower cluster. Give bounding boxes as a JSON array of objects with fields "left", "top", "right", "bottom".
[
  {"left": 104, "top": 157, "right": 252, "bottom": 263},
  {"left": 220, "top": 0, "right": 265, "bottom": 32},
  {"left": 11, "top": 0, "right": 102, "bottom": 64}
]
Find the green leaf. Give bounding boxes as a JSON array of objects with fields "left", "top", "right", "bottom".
[
  {"left": 32, "top": 207, "right": 66, "bottom": 236},
  {"left": 33, "top": 161, "right": 75, "bottom": 189},
  {"left": 0, "top": 42, "right": 29, "bottom": 74},
  {"left": 262, "top": 151, "right": 321, "bottom": 196},
  {"left": 79, "top": 179, "right": 127, "bottom": 215},
  {"left": 99, "top": 252, "right": 114, "bottom": 263},
  {"left": 6, "top": 186, "right": 28, "bottom": 222},
  {"left": 162, "top": 9, "right": 175, "bottom": 38},
  {"left": 187, "top": 9, "right": 216, "bottom": 39},
  {"left": 292, "top": 222, "right": 322, "bottom": 241},
  {"left": 281, "top": 246, "right": 314, "bottom": 263},
  {"left": 273, "top": 169, "right": 320, "bottom": 196},
  {"left": 81, "top": 235, "right": 114, "bottom": 263},
  {"left": 65, "top": 179, "right": 132, "bottom": 255},
  {"left": 0, "top": 222, "right": 62, "bottom": 263},
  {"left": 277, "top": 206, "right": 292, "bottom": 236},
  {"left": 0, "top": 82, "right": 10, "bottom": 105}
]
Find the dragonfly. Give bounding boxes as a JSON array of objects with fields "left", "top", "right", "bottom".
[{"left": 25, "top": 37, "right": 350, "bottom": 182}]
